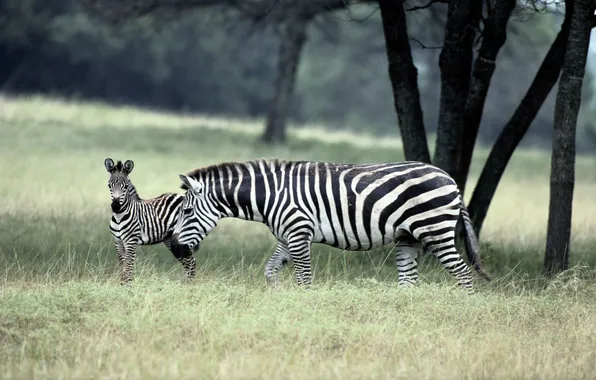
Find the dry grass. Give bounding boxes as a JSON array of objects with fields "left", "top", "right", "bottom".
[
  {"left": 1, "top": 95, "right": 596, "bottom": 379},
  {"left": 2, "top": 276, "right": 596, "bottom": 380}
]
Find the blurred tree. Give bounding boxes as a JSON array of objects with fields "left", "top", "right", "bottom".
[
  {"left": 543, "top": 0, "right": 595, "bottom": 276},
  {"left": 261, "top": 8, "right": 310, "bottom": 144},
  {"left": 295, "top": 7, "right": 396, "bottom": 131},
  {"left": 80, "top": 0, "right": 375, "bottom": 144}
]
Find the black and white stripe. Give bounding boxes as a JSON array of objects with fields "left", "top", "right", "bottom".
[
  {"left": 104, "top": 158, "right": 197, "bottom": 284},
  {"left": 171, "top": 159, "right": 491, "bottom": 292}
]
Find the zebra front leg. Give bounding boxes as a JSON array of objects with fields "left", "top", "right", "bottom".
[
  {"left": 395, "top": 242, "right": 420, "bottom": 288},
  {"left": 286, "top": 231, "right": 314, "bottom": 286},
  {"left": 264, "top": 240, "right": 292, "bottom": 284},
  {"left": 114, "top": 239, "right": 125, "bottom": 269},
  {"left": 164, "top": 238, "right": 196, "bottom": 280},
  {"left": 121, "top": 242, "right": 138, "bottom": 285}
]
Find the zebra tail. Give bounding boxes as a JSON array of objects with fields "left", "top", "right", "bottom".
[{"left": 460, "top": 199, "right": 492, "bottom": 282}]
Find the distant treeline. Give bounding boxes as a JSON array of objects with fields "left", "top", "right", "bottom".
[{"left": 1, "top": 0, "right": 595, "bottom": 150}]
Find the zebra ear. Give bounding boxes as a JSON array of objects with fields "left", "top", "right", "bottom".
[
  {"left": 179, "top": 174, "right": 191, "bottom": 190},
  {"left": 104, "top": 158, "right": 116, "bottom": 173},
  {"left": 179, "top": 174, "right": 203, "bottom": 194},
  {"left": 122, "top": 160, "right": 134, "bottom": 175}
]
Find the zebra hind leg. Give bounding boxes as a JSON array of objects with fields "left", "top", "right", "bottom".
[
  {"left": 394, "top": 235, "right": 421, "bottom": 288},
  {"left": 264, "top": 241, "right": 292, "bottom": 284},
  {"left": 417, "top": 228, "right": 475, "bottom": 293}
]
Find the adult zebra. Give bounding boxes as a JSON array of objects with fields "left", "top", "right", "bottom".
[
  {"left": 170, "top": 159, "right": 491, "bottom": 292},
  {"left": 104, "top": 158, "right": 198, "bottom": 284}
]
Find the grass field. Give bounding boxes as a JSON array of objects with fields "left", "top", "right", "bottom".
[{"left": 1, "top": 95, "right": 596, "bottom": 379}]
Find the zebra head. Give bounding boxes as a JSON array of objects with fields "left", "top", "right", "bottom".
[
  {"left": 171, "top": 174, "right": 219, "bottom": 251},
  {"left": 104, "top": 158, "right": 135, "bottom": 214}
]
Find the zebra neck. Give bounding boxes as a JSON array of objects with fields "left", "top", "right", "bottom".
[
  {"left": 116, "top": 201, "right": 135, "bottom": 215},
  {"left": 212, "top": 185, "right": 264, "bottom": 223},
  {"left": 116, "top": 193, "right": 143, "bottom": 215},
  {"left": 127, "top": 183, "right": 142, "bottom": 201}
]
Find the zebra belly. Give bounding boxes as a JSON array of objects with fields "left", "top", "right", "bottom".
[{"left": 312, "top": 220, "right": 393, "bottom": 251}]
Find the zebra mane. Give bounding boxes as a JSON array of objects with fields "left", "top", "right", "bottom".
[
  {"left": 181, "top": 158, "right": 299, "bottom": 190},
  {"left": 115, "top": 161, "right": 124, "bottom": 171}
]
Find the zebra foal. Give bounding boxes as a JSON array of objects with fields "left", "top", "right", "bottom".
[
  {"left": 104, "top": 158, "right": 197, "bottom": 284},
  {"left": 170, "top": 159, "right": 491, "bottom": 292}
]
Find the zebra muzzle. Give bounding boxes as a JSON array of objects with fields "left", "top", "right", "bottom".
[
  {"left": 171, "top": 234, "right": 198, "bottom": 253},
  {"left": 111, "top": 200, "right": 122, "bottom": 213}
]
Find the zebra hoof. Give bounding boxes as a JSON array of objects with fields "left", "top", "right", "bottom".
[
  {"left": 264, "top": 271, "right": 277, "bottom": 283},
  {"left": 265, "top": 277, "right": 280, "bottom": 288},
  {"left": 183, "top": 275, "right": 196, "bottom": 283}
]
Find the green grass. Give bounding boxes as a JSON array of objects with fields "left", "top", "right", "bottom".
[{"left": 1, "top": 95, "right": 596, "bottom": 379}]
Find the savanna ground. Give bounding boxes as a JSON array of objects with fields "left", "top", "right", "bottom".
[{"left": 1, "top": 95, "right": 596, "bottom": 379}]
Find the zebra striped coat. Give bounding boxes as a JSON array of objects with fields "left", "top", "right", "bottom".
[
  {"left": 170, "top": 159, "right": 491, "bottom": 292},
  {"left": 104, "top": 158, "right": 197, "bottom": 284}
]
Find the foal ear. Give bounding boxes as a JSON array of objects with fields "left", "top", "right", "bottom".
[
  {"left": 122, "top": 160, "right": 134, "bottom": 175},
  {"left": 104, "top": 158, "right": 116, "bottom": 173},
  {"left": 179, "top": 174, "right": 203, "bottom": 193}
]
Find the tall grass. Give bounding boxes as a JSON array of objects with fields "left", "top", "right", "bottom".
[{"left": 1, "top": 95, "right": 595, "bottom": 379}]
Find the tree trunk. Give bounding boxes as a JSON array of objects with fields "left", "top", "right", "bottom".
[
  {"left": 433, "top": 0, "right": 481, "bottom": 176},
  {"left": 261, "top": 15, "right": 309, "bottom": 144},
  {"left": 543, "top": 0, "right": 594, "bottom": 276},
  {"left": 378, "top": 0, "right": 430, "bottom": 163},
  {"left": 468, "top": 7, "right": 576, "bottom": 235},
  {"left": 454, "top": 0, "right": 516, "bottom": 194}
]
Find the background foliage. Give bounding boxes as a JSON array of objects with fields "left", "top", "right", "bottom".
[{"left": 2, "top": 0, "right": 595, "bottom": 150}]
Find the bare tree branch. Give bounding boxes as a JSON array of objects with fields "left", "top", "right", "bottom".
[
  {"left": 79, "top": 0, "right": 378, "bottom": 24},
  {"left": 311, "top": 13, "right": 341, "bottom": 44},
  {"left": 404, "top": 0, "right": 447, "bottom": 12},
  {"left": 336, "top": 5, "right": 380, "bottom": 23},
  {"left": 79, "top": 0, "right": 230, "bottom": 24},
  {"left": 408, "top": 37, "right": 442, "bottom": 49}
]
